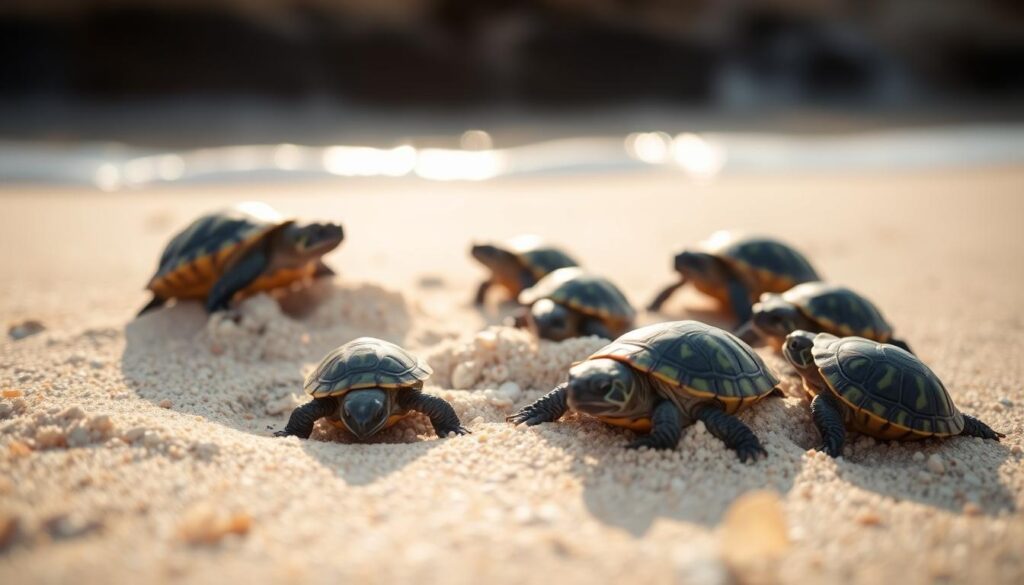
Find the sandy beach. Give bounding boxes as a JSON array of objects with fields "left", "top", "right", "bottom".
[{"left": 1, "top": 165, "right": 1022, "bottom": 584}]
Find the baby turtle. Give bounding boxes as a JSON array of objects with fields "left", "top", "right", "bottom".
[
  {"left": 737, "top": 282, "right": 912, "bottom": 353},
  {"left": 518, "top": 267, "right": 636, "bottom": 341},
  {"left": 508, "top": 321, "right": 781, "bottom": 461},
  {"left": 471, "top": 235, "right": 578, "bottom": 305},
  {"left": 648, "top": 231, "right": 820, "bottom": 323},
  {"left": 139, "top": 202, "right": 343, "bottom": 315},
  {"left": 783, "top": 330, "right": 1003, "bottom": 457},
  {"left": 275, "top": 337, "right": 468, "bottom": 441}
]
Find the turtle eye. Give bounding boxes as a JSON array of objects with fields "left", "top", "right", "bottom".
[{"left": 604, "top": 380, "right": 631, "bottom": 406}]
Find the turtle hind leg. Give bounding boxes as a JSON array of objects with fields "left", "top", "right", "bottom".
[
  {"left": 695, "top": 405, "right": 767, "bottom": 463},
  {"left": 579, "top": 318, "right": 613, "bottom": 340},
  {"left": 647, "top": 280, "right": 685, "bottom": 312},
  {"left": 274, "top": 398, "right": 338, "bottom": 439},
  {"left": 626, "top": 400, "right": 682, "bottom": 450},
  {"left": 960, "top": 414, "right": 1004, "bottom": 441},
  {"left": 136, "top": 296, "right": 166, "bottom": 316},
  {"left": 398, "top": 389, "right": 469, "bottom": 437},
  {"left": 810, "top": 393, "right": 847, "bottom": 457},
  {"left": 506, "top": 384, "right": 568, "bottom": 426},
  {"left": 888, "top": 337, "right": 914, "bottom": 354},
  {"left": 205, "top": 249, "right": 269, "bottom": 313}
]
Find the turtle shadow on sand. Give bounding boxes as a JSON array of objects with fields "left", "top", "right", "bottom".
[
  {"left": 830, "top": 435, "right": 1016, "bottom": 516},
  {"left": 119, "top": 281, "right": 412, "bottom": 438},
  {"left": 287, "top": 417, "right": 453, "bottom": 487},
  {"left": 514, "top": 394, "right": 804, "bottom": 537}
]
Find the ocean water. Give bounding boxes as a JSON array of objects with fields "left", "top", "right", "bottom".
[{"left": 0, "top": 124, "right": 1021, "bottom": 189}]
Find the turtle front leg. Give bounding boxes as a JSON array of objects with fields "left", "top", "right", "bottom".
[
  {"left": 733, "top": 320, "right": 760, "bottom": 344},
  {"left": 507, "top": 384, "right": 568, "bottom": 426},
  {"left": 959, "top": 414, "right": 1004, "bottom": 441},
  {"left": 647, "top": 280, "right": 685, "bottom": 312},
  {"left": 473, "top": 280, "right": 492, "bottom": 306},
  {"left": 725, "top": 278, "right": 754, "bottom": 324},
  {"left": 313, "top": 261, "right": 335, "bottom": 279},
  {"left": 626, "top": 400, "right": 682, "bottom": 450},
  {"left": 205, "top": 250, "right": 269, "bottom": 313},
  {"left": 810, "top": 393, "right": 847, "bottom": 457},
  {"left": 695, "top": 405, "right": 767, "bottom": 463},
  {"left": 137, "top": 296, "right": 167, "bottom": 317},
  {"left": 398, "top": 390, "right": 469, "bottom": 437},
  {"left": 274, "top": 397, "right": 338, "bottom": 439}
]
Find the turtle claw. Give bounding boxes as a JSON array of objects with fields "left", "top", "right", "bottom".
[
  {"left": 272, "top": 429, "right": 293, "bottom": 438},
  {"left": 736, "top": 444, "right": 768, "bottom": 463},
  {"left": 506, "top": 410, "right": 548, "bottom": 426},
  {"left": 625, "top": 438, "right": 659, "bottom": 450},
  {"left": 506, "top": 409, "right": 534, "bottom": 425},
  {"left": 442, "top": 426, "right": 471, "bottom": 437},
  {"left": 816, "top": 443, "right": 842, "bottom": 458}
]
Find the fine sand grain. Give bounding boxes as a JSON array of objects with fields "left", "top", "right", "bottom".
[{"left": 1, "top": 167, "right": 1023, "bottom": 584}]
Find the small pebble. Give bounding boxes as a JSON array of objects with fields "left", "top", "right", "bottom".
[
  {"left": 123, "top": 427, "right": 147, "bottom": 443},
  {"left": 0, "top": 515, "right": 21, "bottom": 550},
  {"left": 927, "top": 454, "right": 945, "bottom": 474},
  {"left": 719, "top": 490, "right": 789, "bottom": 564},
  {"left": 159, "top": 399, "right": 173, "bottom": 409},
  {"left": 8, "top": 320, "right": 45, "bottom": 340},
  {"left": 912, "top": 452, "right": 925, "bottom": 462},
  {"left": 2, "top": 388, "right": 24, "bottom": 398},
  {"left": 8, "top": 440, "right": 32, "bottom": 458},
  {"left": 856, "top": 511, "right": 883, "bottom": 526}
]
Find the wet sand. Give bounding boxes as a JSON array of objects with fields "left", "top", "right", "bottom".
[{"left": 1, "top": 166, "right": 1022, "bottom": 584}]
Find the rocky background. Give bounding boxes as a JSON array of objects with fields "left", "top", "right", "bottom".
[{"left": 1, "top": 0, "right": 1022, "bottom": 106}]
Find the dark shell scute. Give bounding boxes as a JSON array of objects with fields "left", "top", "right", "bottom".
[
  {"left": 154, "top": 210, "right": 273, "bottom": 279},
  {"left": 305, "top": 337, "right": 432, "bottom": 398},
  {"left": 724, "top": 239, "right": 820, "bottom": 282},
  {"left": 518, "top": 248, "right": 579, "bottom": 279},
  {"left": 592, "top": 321, "right": 778, "bottom": 399},
  {"left": 814, "top": 336, "right": 963, "bottom": 434}
]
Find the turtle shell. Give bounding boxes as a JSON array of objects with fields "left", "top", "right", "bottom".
[
  {"left": 519, "top": 267, "right": 636, "bottom": 326},
  {"left": 146, "top": 202, "right": 288, "bottom": 299},
  {"left": 812, "top": 334, "right": 964, "bottom": 438},
  {"left": 305, "top": 337, "right": 432, "bottom": 398},
  {"left": 701, "top": 231, "right": 820, "bottom": 295},
  {"left": 781, "top": 282, "right": 894, "bottom": 341},
  {"left": 591, "top": 320, "right": 779, "bottom": 413},
  {"left": 505, "top": 235, "right": 579, "bottom": 281}
]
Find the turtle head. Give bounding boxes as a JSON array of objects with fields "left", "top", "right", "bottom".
[
  {"left": 673, "top": 251, "right": 719, "bottom": 282},
  {"left": 566, "top": 358, "right": 640, "bottom": 417},
  {"left": 752, "top": 295, "right": 805, "bottom": 341},
  {"left": 471, "top": 243, "right": 517, "bottom": 272},
  {"left": 527, "top": 299, "right": 580, "bottom": 341},
  {"left": 782, "top": 330, "right": 817, "bottom": 372},
  {"left": 339, "top": 389, "right": 390, "bottom": 440},
  {"left": 283, "top": 222, "right": 344, "bottom": 259}
]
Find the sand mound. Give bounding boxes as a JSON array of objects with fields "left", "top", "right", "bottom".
[
  {"left": 425, "top": 326, "right": 608, "bottom": 392},
  {"left": 123, "top": 283, "right": 415, "bottom": 427}
]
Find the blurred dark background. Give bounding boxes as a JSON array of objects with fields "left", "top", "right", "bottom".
[{"left": 2, "top": 0, "right": 1022, "bottom": 107}]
